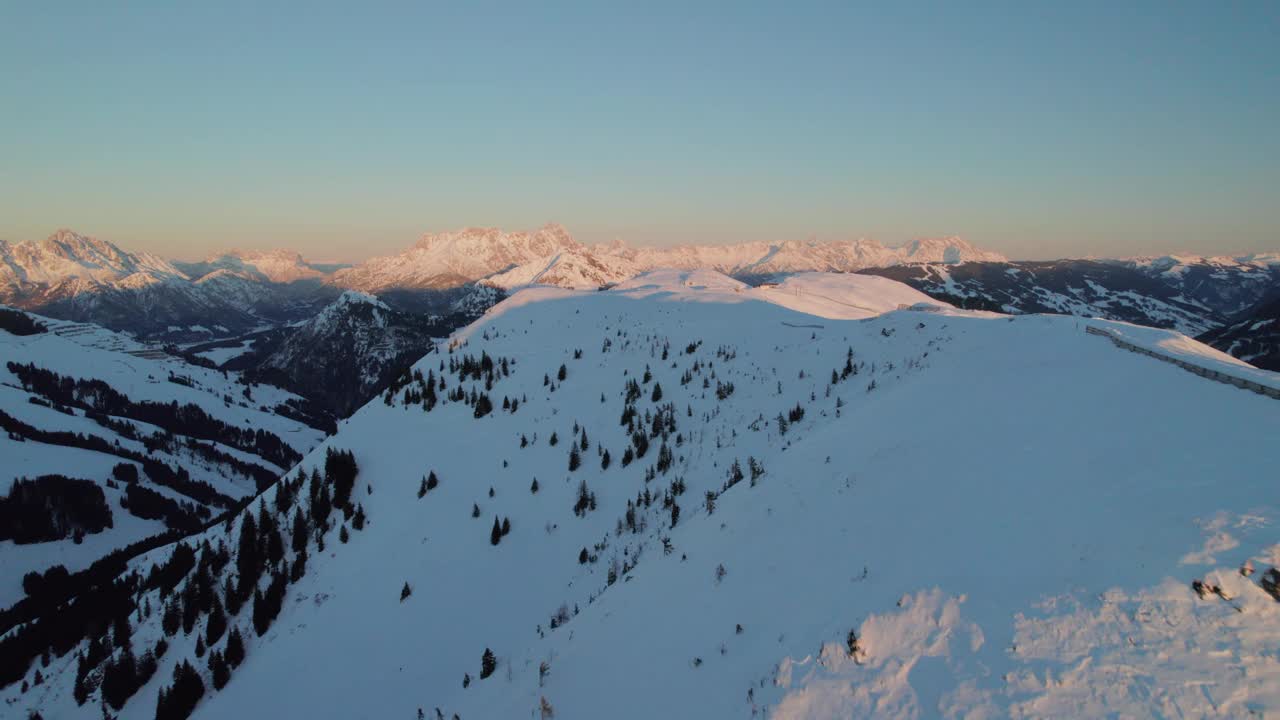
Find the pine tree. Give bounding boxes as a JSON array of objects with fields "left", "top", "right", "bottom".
[
  {"left": 652, "top": 383, "right": 663, "bottom": 402},
  {"left": 290, "top": 509, "right": 308, "bottom": 554},
  {"left": 472, "top": 503, "right": 481, "bottom": 518},
  {"left": 236, "top": 513, "right": 260, "bottom": 600},
  {"left": 100, "top": 646, "right": 139, "bottom": 710},
  {"left": 490, "top": 517, "right": 502, "bottom": 546},
  {"left": 530, "top": 478, "right": 539, "bottom": 494},
  {"left": 426, "top": 471, "right": 439, "bottom": 490},
  {"left": 155, "top": 660, "right": 204, "bottom": 720},
  {"left": 480, "top": 648, "right": 497, "bottom": 679},
  {"left": 208, "top": 650, "right": 229, "bottom": 690},
  {"left": 225, "top": 627, "right": 245, "bottom": 668},
  {"left": 568, "top": 446, "right": 581, "bottom": 471},
  {"left": 601, "top": 450, "right": 611, "bottom": 470},
  {"left": 501, "top": 517, "right": 511, "bottom": 536},
  {"left": 162, "top": 599, "right": 180, "bottom": 637},
  {"left": 205, "top": 597, "right": 226, "bottom": 646},
  {"left": 291, "top": 545, "right": 308, "bottom": 582}
]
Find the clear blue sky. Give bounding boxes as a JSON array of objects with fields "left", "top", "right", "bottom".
[{"left": 1, "top": 1, "right": 1277, "bottom": 261}]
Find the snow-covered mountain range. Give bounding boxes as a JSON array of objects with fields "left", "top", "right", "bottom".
[
  {"left": 0, "top": 231, "right": 340, "bottom": 340},
  {"left": 4, "top": 226, "right": 1278, "bottom": 373},
  {"left": 4, "top": 270, "right": 1277, "bottom": 718},
  {"left": 333, "top": 223, "right": 1007, "bottom": 292}
]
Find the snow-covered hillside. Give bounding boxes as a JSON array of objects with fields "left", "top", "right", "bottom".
[
  {"left": 1114, "top": 253, "right": 1280, "bottom": 317},
  {"left": 865, "top": 259, "right": 1241, "bottom": 337},
  {"left": 6, "top": 271, "right": 1278, "bottom": 719},
  {"left": 1199, "top": 289, "right": 1280, "bottom": 372},
  {"left": 0, "top": 309, "right": 328, "bottom": 609}
]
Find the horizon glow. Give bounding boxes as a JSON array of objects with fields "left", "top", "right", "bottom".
[{"left": 1, "top": 2, "right": 1277, "bottom": 263}]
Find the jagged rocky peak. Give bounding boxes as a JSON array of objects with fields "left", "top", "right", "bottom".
[{"left": 1, "top": 229, "right": 186, "bottom": 286}]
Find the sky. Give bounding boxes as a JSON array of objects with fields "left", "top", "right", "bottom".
[{"left": 1, "top": 1, "right": 1277, "bottom": 262}]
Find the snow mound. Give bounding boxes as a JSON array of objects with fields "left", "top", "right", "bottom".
[{"left": 755, "top": 272, "right": 952, "bottom": 320}]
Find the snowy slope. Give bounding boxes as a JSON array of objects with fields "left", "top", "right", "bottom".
[
  {"left": 7, "top": 271, "right": 1279, "bottom": 719},
  {"left": 864, "top": 260, "right": 1225, "bottom": 336},
  {"left": 753, "top": 272, "right": 948, "bottom": 319},
  {"left": 0, "top": 310, "right": 328, "bottom": 608}
]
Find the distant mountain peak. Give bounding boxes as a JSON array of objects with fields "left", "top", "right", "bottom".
[
  {"left": 189, "top": 247, "right": 326, "bottom": 284},
  {"left": 0, "top": 229, "right": 186, "bottom": 291}
]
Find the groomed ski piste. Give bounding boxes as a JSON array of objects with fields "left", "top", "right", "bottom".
[{"left": 7, "top": 270, "right": 1279, "bottom": 719}]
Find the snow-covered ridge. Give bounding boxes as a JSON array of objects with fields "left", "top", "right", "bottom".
[
  {"left": 6, "top": 270, "right": 1280, "bottom": 719},
  {"left": 459, "top": 271, "right": 953, "bottom": 345}
]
